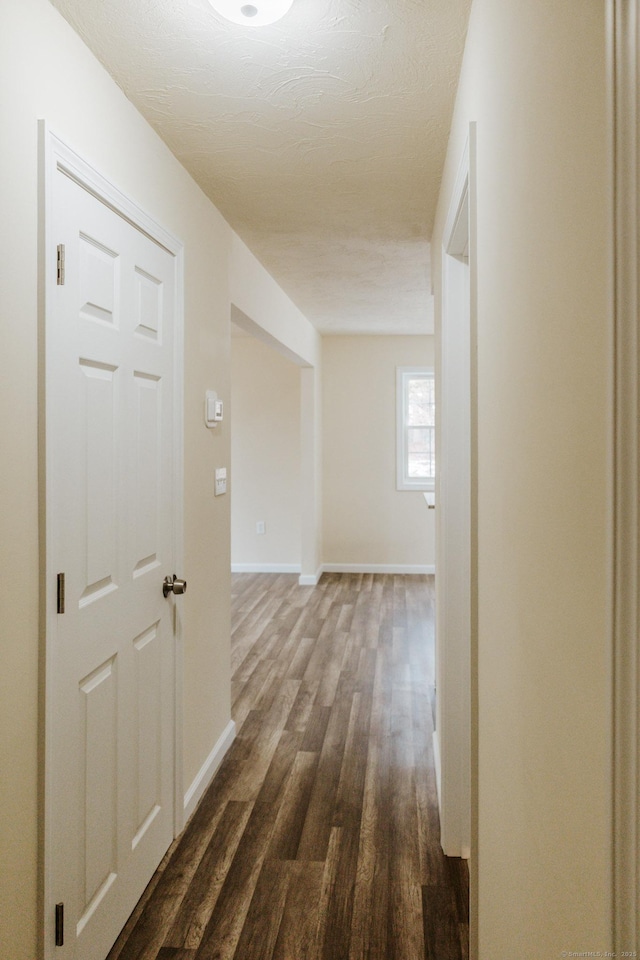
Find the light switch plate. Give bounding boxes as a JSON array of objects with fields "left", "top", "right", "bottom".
[
  {"left": 205, "top": 390, "right": 223, "bottom": 428},
  {"left": 215, "top": 467, "right": 227, "bottom": 496}
]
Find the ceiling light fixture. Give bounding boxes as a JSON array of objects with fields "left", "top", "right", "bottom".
[{"left": 208, "top": 0, "right": 295, "bottom": 26}]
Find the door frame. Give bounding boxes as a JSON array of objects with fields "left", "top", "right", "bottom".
[
  {"left": 38, "top": 124, "right": 185, "bottom": 959},
  {"left": 436, "top": 125, "right": 477, "bottom": 865},
  {"left": 610, "top": 0, "right": 640, "bottom": 949}
]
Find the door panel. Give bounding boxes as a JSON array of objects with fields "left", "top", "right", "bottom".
[
  {"left": 132, "top": 621, "right": 162, "bottom": 845},
  {"left": 78, "top": 358, "right": 119, "bottom": 603},
  {"left": 79, "top": 235, "right": 119, "bottom": 327},
  {"left": 78, "top": 656, "right": 118, "bottom": 931},
  {"left": 134, "top": 266, "right": 162, "bottom": 341},
  {"left": 132, "top": 372, "right": 161, "bottom": 572},
  {"left": 49, "top": 167, "right": 178, "bottom": 960}
]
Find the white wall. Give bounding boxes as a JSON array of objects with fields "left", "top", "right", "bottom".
[
  {"left": 0, "top": 2, "right": 232, "bottom": 956},
  {"left": 231, "top": 336, "right": 301, "bottom": 569},
  {"left": 322, "top": 336, "right": 435, "bottom": 570},
  {"left": 432, "top": 0, "right": 611, "bottom": 955}
]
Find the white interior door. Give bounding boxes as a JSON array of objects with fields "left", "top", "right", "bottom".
[{"left": 46, "top": 158, "right": 181, "bottom": 960}]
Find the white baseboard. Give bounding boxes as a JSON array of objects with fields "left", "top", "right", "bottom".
[
  {"left": 183, "top": 719, "right": 236, "bottom": 823},
  {"left": 322, "top": 563, "right": 435, "bottom": 575},
  {"left": 298, "top": 566, "right": 324, "bottom": 586},
  {"left": 232, "top": 563, "right": 434, "bottom": 579}
]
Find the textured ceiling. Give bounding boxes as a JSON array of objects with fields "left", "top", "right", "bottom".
[{"left": 49, "top": 0, "right": 471, "bottom": 334}]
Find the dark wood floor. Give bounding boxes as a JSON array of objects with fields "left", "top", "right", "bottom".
[{"left": 107, "top": 572, "right": 469, "bottom": 960}]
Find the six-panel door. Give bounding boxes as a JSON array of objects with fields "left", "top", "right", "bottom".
[{"left": 50, "top": 169, "right": 177, "bottom": 960}]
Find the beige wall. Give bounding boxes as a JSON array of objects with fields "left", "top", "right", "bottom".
[
  {"left": 322, "top": 336, "right": 435, "bottom": 568},
  {"left": 432, "top": 0, "right": 611, "bottom": 954},
  {"left": 230, "top": 234, "right": 320, "bottom": 369},
  {"left": 230, "top": 236, "right": 323, "bottom": 580},
  {"left": 231, "top": 337, "right": 301, "bottom": 568},
  {"left": 0, "top": 1, "right": 234, "bottom": 956}
]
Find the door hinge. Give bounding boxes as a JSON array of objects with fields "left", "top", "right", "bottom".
[
  {"left": 57, "top": 573, "right": 65, "bottom": 615},
  {"left": 55, "top": 902, "right": 64, "bottom": 947},
  {"left": 56, "top": 244, "right": 65, "bottom": 285}
]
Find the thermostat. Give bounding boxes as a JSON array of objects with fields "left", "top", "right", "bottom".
[{"left": 205, "top": 390, "right": 224, "bottom": 428}]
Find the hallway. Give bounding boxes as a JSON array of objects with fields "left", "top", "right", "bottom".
[{"left": 107, "top": 572, "right": 468, "bottom": 960}]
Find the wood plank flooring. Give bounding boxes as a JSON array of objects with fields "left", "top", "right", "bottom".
[{"left": 107, "top": 572, "right": 469, "bottom": 960}]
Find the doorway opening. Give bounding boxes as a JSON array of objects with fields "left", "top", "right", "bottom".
[{"left": 230, "top": 323, "right": 302, "bottom": 577}]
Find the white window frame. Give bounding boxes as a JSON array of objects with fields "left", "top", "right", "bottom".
[{"left": 396, "top": 366, "right": 435, "bottom": 491}]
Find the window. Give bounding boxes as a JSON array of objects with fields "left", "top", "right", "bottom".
[{"left": 396, "top": 367, "right": 435, "bottom": 491}]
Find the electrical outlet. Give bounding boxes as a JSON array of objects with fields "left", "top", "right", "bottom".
[{"left": 256, "top": 521, "right": 266, "bottom": 535}]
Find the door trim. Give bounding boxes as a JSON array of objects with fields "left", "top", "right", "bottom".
[
  {"left": 38, "top": 123, "right": 185, "bottom": 959},
  {"left": 610, "top": 1, "right": 639, "bottom": 950},
  {"left": 436, "top": 126, "right": 476, "bottom": 866}
]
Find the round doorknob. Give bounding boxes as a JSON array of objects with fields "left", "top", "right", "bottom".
[{"left": 163, "top": 574, "right": 187, "bottom": 598}]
